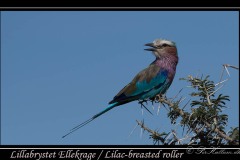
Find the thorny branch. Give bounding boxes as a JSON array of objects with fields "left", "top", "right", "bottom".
[
  {"left": 157, "top": 97, "right": 235, "bottom": 143},
  {"left": 223, "top": 64, "right": 239, "bottom": 70},
  {"left": 136, "top": 120, "right": 163, "bottom": 138},
  {"left": 136, "top": 64, "right": 238, "bottom": 145},
  {"left": 137, "top": 94, "right": 238, "bottom": 145}
]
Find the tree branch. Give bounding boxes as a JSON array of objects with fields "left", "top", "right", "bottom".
[
  {"left": 136, "top": 120, "right": 162, "bottom": 137},
  {"left": 157, "top": 96, "right": 237, "bottom": 144}
]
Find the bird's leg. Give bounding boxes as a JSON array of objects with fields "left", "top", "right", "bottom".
[{"left": 138, "top": 100, "right": 153, "bottom": 115}]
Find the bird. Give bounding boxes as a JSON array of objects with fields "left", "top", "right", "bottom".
[{"left": 62, "top": 38, "right": 179, "bottom": 138}]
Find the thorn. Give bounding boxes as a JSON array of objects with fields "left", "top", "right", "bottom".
[
  {"left": 178, "top": 97, "right": 186, "bottom": 105},
  {"left": 139, "top": 119, "right": 144, "bottom": 139},
  {"left": 128, "top": 123, "right": 138, "bottom": 138},
  {"left": 157, "top": 104, "right": 161, "bottom": 115},
  {"left": 215, "top": 79, "right": 228, "bottom": 86},
  {"left": 138, "top": 100, "right": 153, "bottom": 115},
  {"left": 224, "top": 65, "right": 230, "bottom": 77},
  {"left": 164, "top": 132, "right": 172, "bottom": 144},
  {"left": 182, "top": 99, "right": 191, "bottom": 110},
  {"left": 171, "top": 88, "right": 183, "bottom": 101},
  {"left": 140, "top": 127, "right": 143, "bottom": 139},
  {"left": 142, "top": 104, "right": 153, "bottom": 115}
]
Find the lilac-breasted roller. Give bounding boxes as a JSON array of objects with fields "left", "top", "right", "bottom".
[{"left": 63, "top": 39, "right": 178, "bottom": 138}]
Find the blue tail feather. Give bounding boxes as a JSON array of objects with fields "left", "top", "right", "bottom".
[{"left": 62, "top": 102, "right": 118, "bottom": 138}]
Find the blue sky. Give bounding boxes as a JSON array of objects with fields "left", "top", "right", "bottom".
[{"left": 1, "top": 11, "right": 239, "bottom": 145}]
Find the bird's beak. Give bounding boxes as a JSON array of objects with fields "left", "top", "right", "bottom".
[{"left": 144, "top": 43, "right": 156, "bottom": 51}]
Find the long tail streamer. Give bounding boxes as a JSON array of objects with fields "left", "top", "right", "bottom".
[{"left": 62, "top": 102, "right": 118, "bottom": 138}]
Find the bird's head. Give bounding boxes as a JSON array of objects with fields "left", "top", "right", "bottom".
[{"left": 144, "top": 39, "right": 178, "bottom": 59}]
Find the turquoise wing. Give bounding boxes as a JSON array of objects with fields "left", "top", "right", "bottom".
[{"left": 109, "top": 64, "right": 169, "bottom": 104}]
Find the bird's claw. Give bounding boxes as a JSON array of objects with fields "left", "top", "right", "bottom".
[
  {"left": 154, "top": 94, "right": 167, "bottom": 102},
  {"left": 138, "top": 99, "right": 148, "bottom": 105}
]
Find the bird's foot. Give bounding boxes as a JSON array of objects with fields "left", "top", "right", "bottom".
[
  {"left": 138, "top": 99, "right": 148, "bottom": 105},
  {"left": 149, "top": 97, "right": 157, "bottom": 105},
  {"left": 155, "top": 94, "right": 167, "bottom": 101}
]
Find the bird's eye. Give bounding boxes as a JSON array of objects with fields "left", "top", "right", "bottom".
[{"left": 161, "top": 44, "right": 169, "bottom": 47}]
